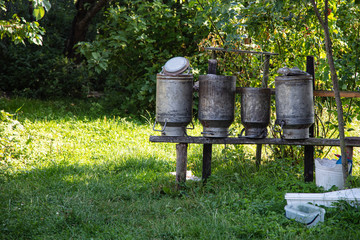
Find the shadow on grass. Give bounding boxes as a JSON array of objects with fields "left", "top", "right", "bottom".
[
  {"left": 0, "top": 155, "right": 188, "bottom": 239},
  {"left": 2, "top": 152, "right": 360, "bottom": 239},
  {"left": 0, "top": 97, "right": 144, "bottom": 122}
]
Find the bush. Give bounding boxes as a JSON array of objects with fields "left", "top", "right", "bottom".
[
  {"left": 77, "top": 0, "right": 210, "bottom": 115},
  {"left": 0, "top": 0, "right": 90, "bottom": 99}
]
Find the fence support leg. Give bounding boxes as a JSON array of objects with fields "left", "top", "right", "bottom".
[
  {"left": 176, "top": 143, "right": 188, "bottom": 185},
  {"left": 202, "top": 144, "right": 212, "bottom": 183},
  {"left": 304, "top": 145, "right": 314, "bottom": 182},
  {"left": 256, "top": 54, "right": 270, "bottom": 169},
  {"left": 256, "top": 144, "right": 262, "bottom": 169}
]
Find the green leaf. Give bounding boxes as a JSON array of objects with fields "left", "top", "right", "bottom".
[
  {"left": 92, "top": 52, "right": 101, "bottom": 59},
  {"left": 43, "top": 0, "right": 51, "bottom": 12},
  {"left": 33, "top": 6, "right": 45, "bottom": 20}
]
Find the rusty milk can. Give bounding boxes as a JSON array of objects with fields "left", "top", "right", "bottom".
[
  {"left": 275, "top": 67, "right": 314, "bottom": 139},
  {"left": 240, "top": 87, "right": 271, "bottom": 138},
  {"left": 154, "top": 57, "right": 193, "bottom": 136},
  {"left": 198, "top": 74, "right": 236, "bottom": 138}
]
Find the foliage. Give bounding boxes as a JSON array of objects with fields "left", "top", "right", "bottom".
[
  {"left": 0, "top": 109, "right": 28, "bottom": 164},
  {"left": 77, "top": 0, "right": 210, "bottom": 115},
  {"left": 0, "top": 0, "right": 92, "bottom": 98},
  {"left": 0, "top": 98, "right": 359, "bottom": 239},
  {"left": 193, "top": 0, "right": 360, "bottom": 159},
  {"left": 1, "top": 0, "right": 360, "bottom": 145},
  {"left": 0, "top": 0, "right": 51, "bottom": 45}
]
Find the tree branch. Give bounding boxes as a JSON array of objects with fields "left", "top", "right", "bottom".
[
  {"left": 311, "top": 0, "right": 325, "bottom": 28},
  {"left": 78, "top": 0, "right": 109, "bottom": 29},
  {"left": 324, "top": 0, "right": 329, "bottom": 26}
]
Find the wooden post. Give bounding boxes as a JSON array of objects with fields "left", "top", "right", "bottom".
[
  {"left": 304, "top": 56, "right": 315, "bottom": 182},
  {"left": 256, "top": 54, "right": 271, "bottom": 168},
  {"left": 255, "top": 144, "right": 262, "bottom": 169},
  {"left": 201, "top": 58, "right": 217, "bottom": 182},
  {"left": 176, "top": 143, "right": 188, "bottom": 184},
  {"left": 202, "top": 144, "right": 212, "bottom": 182},
  {"left": 262, "top": 55, "right": 270, "bottom": 88},
  {"left": 208, "top": 59, "right": 217, "bottom": 74}
]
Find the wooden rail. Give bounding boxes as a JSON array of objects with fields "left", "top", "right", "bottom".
[
  {"left": 150, "top": 136, "right": 360, "bottom": 147},
  {"left": 236, "top": 88, "right": 360, "bottom": 98},
  {"left": 204, "top": 47, "right": 279, "bottom": 56}
]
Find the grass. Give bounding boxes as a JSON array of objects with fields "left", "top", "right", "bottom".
[{"left": 1, "top": 97, "right": 360, "bottom": 239}]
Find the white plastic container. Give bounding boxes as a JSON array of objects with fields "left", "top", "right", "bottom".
[
  {"left": 285, "top": 188, "right": 360, "bottom": 207},
  {"left": 315, "top": 158, "right": 351, "bottom": 190},
  {"left": 285, "top": 204, "right": 325, "bottom": 227}
]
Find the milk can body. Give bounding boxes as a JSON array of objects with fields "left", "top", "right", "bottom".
[
  {"left": 156, "top": 74, "right": 193, "bottom": 136},
  {"left": 198, "top": 74, "right": 236, "bottom": 138},
  {"left": 241, "top": 87, "right": 271, "bottom": 138},
  {"left": 275, "top": 74, "right": 314, "bottom": 139}
]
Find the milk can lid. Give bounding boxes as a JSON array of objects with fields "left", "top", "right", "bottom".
[{"left": 163, "top": 57, "right": 190, "bottom": 75}]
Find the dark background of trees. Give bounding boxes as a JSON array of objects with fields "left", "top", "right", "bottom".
[
  {"left": 0, "top": 0, "right": 210, "bottom": 116},
  {"left": 1, "top": 0, "right": 360, "bottom": 119}
]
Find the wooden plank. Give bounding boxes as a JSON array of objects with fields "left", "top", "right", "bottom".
[
  {"left": 313, "top": 90, "right": 360, "bottom": 98},
  {"left": 236, "top": 88, "right": 360, "bottom": 98},
  {"left": 149, "top": 136, "right": 360, "bottom": 147},
  {"left": 176, "top": 143, "right": 188, "bottom": 184},
  {"left": 204, "top": 47, "right": 279, "bottom": 56}
]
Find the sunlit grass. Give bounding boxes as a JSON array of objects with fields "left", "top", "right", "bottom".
[{"left": 1, "top": 98, "right": 360, "bottom": 239}]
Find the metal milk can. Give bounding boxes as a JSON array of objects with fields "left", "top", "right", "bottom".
[
  {"left": 240, "top": 87, "right": 271, "bottom": 138},
  {"left": 198, "top": 74, "right": 236, "bottom": 138},
  {"left": 154, "top": 57, "right": 193, "bottom": 136},
  {"left": 275, "top": 67, "right": 314, "bottom": 139}
]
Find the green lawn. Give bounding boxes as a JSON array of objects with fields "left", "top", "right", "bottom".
[{"left": 1, "top": 98, "right": 360, "bottom": 239}]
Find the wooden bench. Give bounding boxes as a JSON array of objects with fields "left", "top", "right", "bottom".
[
  {"left": 149, "top": 136, "right": 359, "bottom": 183},
  {"left": 150, "top": 53, "right": 359, "bottom": 184}
]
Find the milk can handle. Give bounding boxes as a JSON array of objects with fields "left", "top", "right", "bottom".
[
  {"left": 239, "top": 128, "right": 246, "bottom": 137},
  {"left": 153, "top": 119, "right": 167, "bottom": 132},
  {"left": 186, "top": 121, "right": 195, "bottom": 130},
  {"left": 273, "top": 120, "right": 285, "bottom": 138},
  {"left": 238, "top": 128, "right": 268, "bottom": 138},
  {"left": 259, "top": 128, "right": 268, "bottom": 138}
]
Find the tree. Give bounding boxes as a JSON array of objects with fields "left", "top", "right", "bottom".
[
  {"left": 0, "top": 0, "right": 51, "bottom": 45},
  {"left": 311, "top": 0, "right": 348, "bottom": 184},
  {"left": 64, "top": 0, "right": 110, "bottom": 62}
]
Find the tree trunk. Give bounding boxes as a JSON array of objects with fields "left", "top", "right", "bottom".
[
  {"left": 65, "top": 0, "right": 109, "bottom": 62},
  {"left": 28, "top": 1, "right": 35, "bottom": 22},
  {"left": 311, "top": 0, "right": 348, "bottom": 185}
]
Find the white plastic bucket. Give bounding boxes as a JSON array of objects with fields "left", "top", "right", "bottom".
[{"left": 315, "top": 158, "right": 351, "bottom": 190}]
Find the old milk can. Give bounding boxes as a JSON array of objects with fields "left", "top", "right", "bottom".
[
  {"left": 240, "top": 87, "right": 271, "bottom": 138},
  {"left": 154, "top": 57, "right": 193, "bottom": 136},
  {"left": 275, "top": 67, "right": 314, "bottom": 139},
  {"left": 198, "top": 74, "right": 236, "bottom": 138}
]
